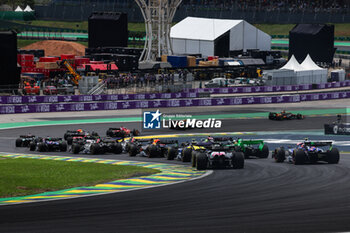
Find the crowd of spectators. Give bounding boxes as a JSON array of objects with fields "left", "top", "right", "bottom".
[{"left": 181, "top": 0, "right": 349, "bottom": 13}]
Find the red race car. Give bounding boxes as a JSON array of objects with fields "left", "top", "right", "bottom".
[{"left": 106, "top": 127, "right": 140, "bottom": 138}]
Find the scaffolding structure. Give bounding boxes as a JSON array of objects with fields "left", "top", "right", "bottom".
[{"left": 135, "top": 0, "right": 182, "bottom": 61}]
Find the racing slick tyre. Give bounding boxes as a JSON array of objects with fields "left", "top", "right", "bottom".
[
  {"left": 114, "top": 143, "right": 123, "bottom": 154},
  {"left": 64, "top": 133, "right": 68, "bottom": 140},
  {"left": 273, "top": 148, "right": 286, "bottom": 163},
  {"left": 92, "top": 131, "right": 99, "bottom": 137},
  {"left": 72, "top": 144, "right": 81, "bottom": 154},
  {"left": 148, "top": 145, "right": 159, "bottom": 158},
  {"left": 15, "top": 138, "right": 22, "bottom": 147},
  {"left": 232, "top": 152, "right": 244, "bottom": 169},
  {"left": 132, "top": 129, "right": 140, "bottom": 136},
  {"left": 293, "top": 149, "right": 306, "bottom": 165},
  {"left": 66, "top": 137, "right": 73, "bottom": 145},
  {"left": 268, "top": 112, "right": 275, "bottom": 120},
  {"left": 128, "top": 145, "right": 138, "bottom": 157},
  {"left": 191, "top": 151, "right": 198, "bottom": 167},
  {"left": 37, "top": 142, "right": 47, "bottom": 152},
  {"left": 297, "top": 114, "right": 303, "bottom": 119},
  {"left": 29, "top": 142, "right": 36, "bottom": 151},
  {"left": 258, "top": 145, "right": 269, "bottom": 158},
  {"left": 196, "top": 153, "right": 207, "bottom": 170},
  {"left": 60, "top": 142, "right": 67, "bottom": 152},
  {"left": 327, "top": 148, "right": 340, "bottom": 164},
  {"left": 106, "top": 130, "right": 113, "bottom": 137},
  {"left": 166, "top": 147, "right": 177, "bottom": 160},
  {"left": 90, "top": 143, "right": 99, "bottom": 155},
  {"left": 182, "top": 148, "right": 192, "bottom": 162}
]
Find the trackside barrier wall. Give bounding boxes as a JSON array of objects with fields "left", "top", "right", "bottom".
[
  {"left": 0, "top": 93, "right": 198, "bottom": 104},
  {"left": 1, "top": 81, "right": 350, "bottom": 105},
  {"left": 0, "top": 91, "right": 349, "bottom": 114},
  {"left": 188, "top": 81, "right": 350, "bottom": 94}
]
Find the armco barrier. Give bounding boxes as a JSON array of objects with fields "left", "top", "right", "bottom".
[{"left": 0, "top": 91, "right": 349, "bottom": 114}]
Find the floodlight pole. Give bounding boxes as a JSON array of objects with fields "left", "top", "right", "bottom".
[{"left": 135, "top": 0, "right": 182, "bottom": 61}]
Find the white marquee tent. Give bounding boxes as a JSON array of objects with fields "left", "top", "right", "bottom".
[
  {"left": 264, "top": 54, "right": 328, "bottom": 85},
  {"left": 14, "top": 6, "right": 23, "bottom": 12},
  {"left": 170, "top": 17, "right": 271, "bottom": 57},
  {"left": 23, "top": 5, "right": 34, "bottom": 12},
  {"left": 300, "top": 54, "right": 328, "bottom": 84},
  {"left": 280, "top": 55, "right": 313, "bottom": 84}
]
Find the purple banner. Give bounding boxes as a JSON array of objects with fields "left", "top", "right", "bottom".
[
  {"left": 190, "top": 81, "right": 350, "bottom": 94},
  {"left": 0, "top": 92, "right": 200, "bottom": 105},
  {"left": 2, "top": 90, "right": 350, "bottom": 114}
]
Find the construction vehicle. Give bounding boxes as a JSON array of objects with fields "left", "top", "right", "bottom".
[{"left": 61, "top": 60, "right": 82, "bottom": 85}]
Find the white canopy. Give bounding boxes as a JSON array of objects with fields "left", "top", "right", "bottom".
[
  {"left": 23, "top": 5, "right": 34, "bottom": 12},
  {"left": 280, "top": 55, "right": 305, "bottom": 71},
  {"left": 170, "top": 17, "right": 271, "bottom": 57},
  {"left": 301, "top": 54, "right": 324, "bottom": 70},
  {"left": 14, "top": 6, "right": 23, "bottom": 12}
]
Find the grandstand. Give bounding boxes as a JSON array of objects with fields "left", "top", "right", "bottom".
[{"left": 34, "top": 0, "right": 350, "bottom": 23}]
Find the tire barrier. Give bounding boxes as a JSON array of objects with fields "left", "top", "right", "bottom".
[{"left": 0, "top": 91, "right": 349, "bottom": 114}]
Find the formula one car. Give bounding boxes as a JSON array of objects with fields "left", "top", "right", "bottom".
[
  {"left": 233, "top": 139, "right": 269, "bottom": 159},
  {"left": 127, "top": 138, "right": 152, "bottom": 157},
  {"left": 71, "top": 136, "right": 99, "bottom": 154},
  {"left": 15, "top": 134, "right": 40, "bottom": 147},
  {"left": 192, "top": 142, "right": 244, "bottom": 170},
  {"left": 64, "top": 129, "right": 99, "bottom": 145},
  {"left": 106, "top": 127, "right": 140, "bottom": 138},
  {"left": 178, "top": 137, "right": 233, "bottom": 162},
  {"left": 92, "top": 138, "right": 123, "bottom": 155},
  {"left": 29, "top": 137, "right": 67, "bottom": 152},
  {"left": 324, "top": 115, "right": 350, "bottom": 135},
  {"left": 146, "top": 139, "right": 179, "bottom": 158},
  {"left": 268, "top": 111, "right": 304, "bottom": 120},
  {"left": 272, "top": 140, "right": 340, "bottom": 165}
]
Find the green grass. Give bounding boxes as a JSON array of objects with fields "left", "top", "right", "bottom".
[
  {"left": 255, "top": 23, "right": 350, "bottom": 37},
  {"left": 16, "top": 20, "right": 89, "bottom": 31},
  {"left": 0, "top": 157, "right": 159, "bottom": 198},
  {"left": 17, "top": 39, "right": 40, "bottom": 48},
  {"left": 13, "top": 20, "right": 350, "bottom": 37}
]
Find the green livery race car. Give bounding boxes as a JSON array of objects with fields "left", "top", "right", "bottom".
[{"left": 233, "top": 139, "right": 269, "bottom": 159}]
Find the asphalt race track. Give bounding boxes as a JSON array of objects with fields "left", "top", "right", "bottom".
[{"left": 1, "top": 114, "right": 350, "bottom": 232}]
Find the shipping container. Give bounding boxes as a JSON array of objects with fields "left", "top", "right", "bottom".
[{"left": 167, "top": 56, "right": 187, "bottom": 68}]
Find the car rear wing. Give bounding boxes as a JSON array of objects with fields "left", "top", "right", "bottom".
[
  {"left": 237, "top": 139, "right": 264, "bottom": 145},
  {"left": 45, "top": 137, "right": 63, "bottom": 141},
  {"left": 108, "top": 128, "right": 120, "bottom": 130},
  {"left": 212, "top": 137, "right": 233, "bottom": 142},
  {"left": 159, "top": 140, "right": 178, "bottom": 144},
  {"left": 66, "top": 130, "right": 80, "bottom": 133},
  {"left": 134, "top": 139, "right": 152, "bottom": 143},
  {"left": 304, "top": 141, "right": 333, "bottom": 147},
  {"left": 19, "top": 135, "right": 36, "bottom": 138}
]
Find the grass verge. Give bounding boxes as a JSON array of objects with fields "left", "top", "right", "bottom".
[
  {"left": 13, "top": 20, "right": 350, "bottom": 37},
  {"left": 0, "top": 157, "right": 159, "bottom": 198}
]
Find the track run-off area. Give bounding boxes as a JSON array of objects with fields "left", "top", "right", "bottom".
[{"left": 1, "top": 102, "right": 350, "bottom": 233}]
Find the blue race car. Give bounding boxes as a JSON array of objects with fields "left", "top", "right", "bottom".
[{"left": 272, "top": 140, "right": 339, "bottom": 165}]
